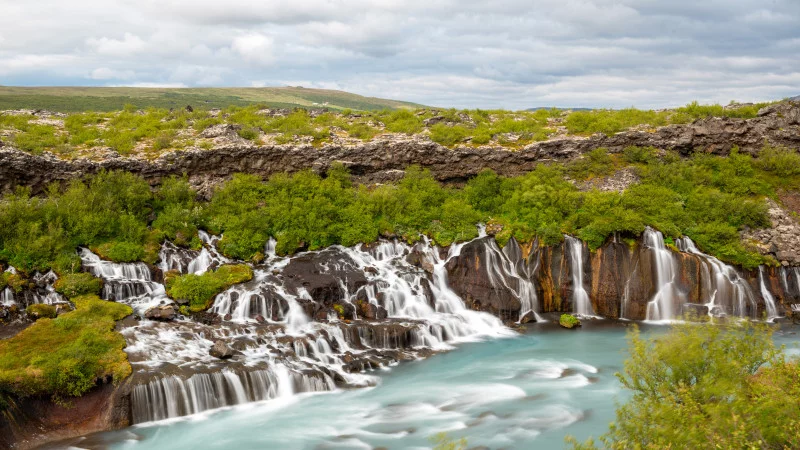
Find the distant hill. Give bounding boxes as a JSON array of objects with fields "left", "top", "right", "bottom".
[
  {"left": 526, "top": 106, "right": 592, "bottom": 111},
  {"left": 0, "top": 86, "right": 424, "bottom": 112}
]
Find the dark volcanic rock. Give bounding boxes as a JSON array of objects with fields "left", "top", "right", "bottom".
[
  {"left": 282, "top": 248, "right": 367, "bottom": 306},
  {"left": 445, "top": 236, "right": 522, "bottom": 321}
]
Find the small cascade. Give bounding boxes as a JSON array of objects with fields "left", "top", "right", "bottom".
[
  {"left": 79, "top": 248, "right": 167, "bottom": 312},
  {"left": 759, "top": 267, "right": 778, "bottom": 321},
  {"left": 676, "top": 237, "right": 758, "bottom": 319},
  {"left": 564, "top": 236, "right": 594, "bottom": 317},
  {"left": 130, "top": 366, "right": 335, "bottom": 423},
  {"left": 265, "top": 237, "right": 277, "bottom": 259},
  {"left": 158, "top": 233, "right": 230, "bottom": 275},
  {"left": 26, "top": 271, "right": 64, "bottom": 305},
  {"left": 1, "top": 287, "right": 14, "bottom": 306},
  {"left": 481, "top": 237, "right": 542, "bottom": 322},
  {"left": 643, "top": 228, "right": 684, "bottom": 321}
]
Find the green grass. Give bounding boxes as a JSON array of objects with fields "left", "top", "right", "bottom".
[
  {"left": 165, "top": 264, "right": 254, "bottom": 312},
  {"left": 0, "top": 295, "right": 131, "bottom": 401},
  {"left": 0, "top": 86, "right": 423, "bottom": 113}
]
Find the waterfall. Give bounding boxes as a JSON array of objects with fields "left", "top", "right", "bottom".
[
  {"left": 483, "top": 237, "right": 542, "bottom": 322},
  {"left": 676, "top": 237, "right": 757, "bottom": 319},
  {"left": 123, "top": 232, "right": 516, "bottom": 425},
  {"left": 80, "top": 248, "right": 168, "bottom": 313},
  {"left": 130, "top": 366, "right": 335, "bottom": 423},
  {"left": 758, "top": 267, "right": 779, "bottom": 321},
  {"left": 643, "top": 228, "right": 684, "bottom": 321},
  {"left": 1, "top": 287, "right": 14, "bottom": 306},
  {"left": 564, "top": 236, "right": 594, "bottom": 317}
]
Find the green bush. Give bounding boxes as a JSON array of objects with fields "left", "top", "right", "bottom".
[
  {"left": 755, "top": 145, "right": 800, "bottom": 178},
  {"left": 54, "top": 273, "right": 102, "bottom": 298},
  {"left": 567, "top": 148, "right": 616, "bottom": 180},
  {"left": 237, "top": 127, "right": 260, "bottom": 140},
  {"left": 25, "top": 303, "right": 58, "bottom": 320},
  {"left": 569, "top": 321, "right": 800, "bottom": 449},
  {"left": 0, "top": 295, "right": 131, "bottom": 401},
  {"left": 166, "top": 264, "right": 253, "bottom": 312},
  {"left": 429, "top": 124, "right": 469, "bottom": 146},
  {"left": 622, "top": 146, "right": 657, "bottom": 164},
  {"left": 559, "top": 313, "right": 581, "bottom": 328}
]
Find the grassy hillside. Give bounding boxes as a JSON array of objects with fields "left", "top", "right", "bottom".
[{"left": 0, "top": 86, "right": 423, "bottom": 112}]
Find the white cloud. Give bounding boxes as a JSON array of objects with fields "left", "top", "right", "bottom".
[
  {"left": 90, "top": 67, "right": 136, "bottom": 80},
  {"left": 112, "top": 82, "right": 189, "bottom": 88},
  {"left": 0, "top": 0, "right": 797, "bottom": 107},
  {"left": 86, "top": 32, "right": 146, "bottom": 56},
  {"left": 231, "top": 33, "right": 275, "bottom": 66}
]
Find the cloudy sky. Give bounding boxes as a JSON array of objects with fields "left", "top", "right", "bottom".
[{"left": 1, "top": 0, "right": 798, "bottom": 109}]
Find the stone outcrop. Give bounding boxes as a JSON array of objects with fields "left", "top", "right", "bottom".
[
  {"left": 1, "top": 101, "right": 798, "bottom": 197},
  {"left": 743, "top": 199, "right": 800, "bottom": 265}
]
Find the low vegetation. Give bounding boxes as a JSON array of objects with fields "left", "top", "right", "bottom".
[
  {"left": 165, "top": 264, "right": 254, "bottom": 312},
  {"left": 2, "top": 143, "right": 796, "bottom": 280},
  {"left": 25, "top": 303, "right": 57, "bottom": 320},
  {"left": 54, "top": 272, "right": 103, "bottom": 298},
  {"left": 0, "top": 295, "right": 132, "bottom": 402},
  {"left": 568, "top": 321, "right": 800, "bottom": 449},
  {"left": 559, "top": 314, "right": 581, "bottom": 329},
  {"left": 0, "top": 100, "right": 781, "bottom": 158}
]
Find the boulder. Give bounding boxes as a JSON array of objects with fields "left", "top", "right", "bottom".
[
  {"left": 144, "top": 304, "right": 178, "bottom": 321},
  {"left": 209, "top": 340, "right": 235, "bottom": 359}
]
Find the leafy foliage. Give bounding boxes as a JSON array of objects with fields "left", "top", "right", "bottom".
[
  {"left": 569, "top": 321, "right": 800, "bottom": 449},
  {"left": 0, "top": 295, "right": 132, "bottom": 401}
]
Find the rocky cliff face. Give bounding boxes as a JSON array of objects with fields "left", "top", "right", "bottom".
[{"left": 1, "top": 101, "right": 798, "bottom": 197}]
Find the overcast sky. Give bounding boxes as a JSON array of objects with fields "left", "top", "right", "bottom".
[{"left": 1, "top": 0, "right": 798, "bottom": 109}]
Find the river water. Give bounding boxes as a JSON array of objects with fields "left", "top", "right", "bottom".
[{"left": 56, "top": 322, "right": 800, "bottom": 450}]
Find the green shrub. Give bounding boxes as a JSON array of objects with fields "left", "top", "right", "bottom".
[
  {"left": 569, "top": 321, "right": 800, "bottom": 449},
  {"left": 755, "top": 145, "right": 800, "bottom": 178},
  {"left": 622, "top": 146, "right": 658, "bottom": 164},
  {"left": 25, "top": 303, "right": 58, "bottom": 320},
  {"left": 166, "top": 264, "right": 253, "bottom": 312},
  {"left": 559, "top": 313, "right": 581, "bottom": 328},
  {"left": 429, "top": 124, "right": 469, "bottom": 146},
  {"left": 54, "top": 273, "right": 102, "bottom": 298},
  {"left": 237, "top": 127, "right": 260, "bottom": 140},
  {"left": 567, "top": 148, "right": 616, "bottom": 180},
  {"left": 0, "top": 295, "right": 132, "bottom": 401}
]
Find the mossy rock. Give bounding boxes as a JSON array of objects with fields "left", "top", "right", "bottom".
[
  {"left": 25, "top": 303, "right": 58, "bottom": 320},
  {"left": 54, "top": 273, "right": 102, "bottom": 298},
  {"left": 559, "top": 313, "right": 581, "bottom": 329}
]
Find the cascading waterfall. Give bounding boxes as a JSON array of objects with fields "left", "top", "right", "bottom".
[
  {"left": 676, "top": 237, "right": 758, "bottom": 318},
  {"left": 759, "top": 267, "right": 779, "bottom": 320},
  {"left": 117, "top": 232, "right": 513, "bottom": 424},
  {"left": 79, "top": 248, "right": 167, "bottom": 313},
  {"left": 564, "top": 236, "right": 594, "bottom": 317},
  {"left": 131, "top": 366, "right": 334, "bottom": 423},
  {"left": 643, "top": 228, "right": 684, "bottom": 321}
]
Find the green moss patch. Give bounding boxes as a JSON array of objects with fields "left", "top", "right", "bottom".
[
  {"left": 54, "top": 273, "right": 102, "bottom": 298},
  {"left": 165, "top": 264, "right": 253, "bottom": 312},
  {"left": 559, "top": 314, "right": 581, "bottom": 329},
  {"left": 0, "top": 295, "right": 132, "bottom": 401}
]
